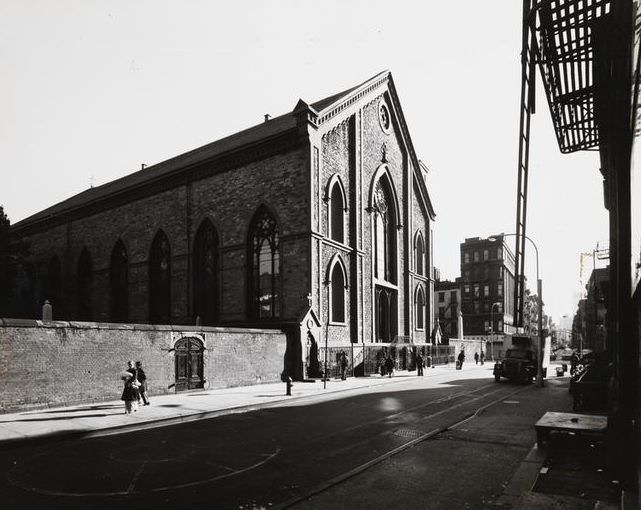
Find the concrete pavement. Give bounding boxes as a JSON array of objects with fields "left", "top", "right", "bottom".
[
  {"left": 0, "top": 363, "right": 619, "bottom": 509},
  {"left": 0, "top": 362, "right": 486, "bottom": 446}
]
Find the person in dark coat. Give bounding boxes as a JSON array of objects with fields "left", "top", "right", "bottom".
[
  {"left": 339, "top": 351, "right": 349, "bottom": 380},
  {"left": 416, "top": 352, "right": 424, "bottom": 376},
  {"left": 135, "top": 361, "right": 150, "bottom": 406},
  {"left": 480, "top": 351, "right": 485, "bottom": 365},
  {"left": 474, "top": 352, "right": 479, "bottom": 365},
  {"left": 121, "top": 360, "right": 140, "bottom": 414},
  {"left": 457, "top": 350, "right": 465, "bottom": 370}
]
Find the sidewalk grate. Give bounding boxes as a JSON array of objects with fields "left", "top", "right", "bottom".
[{"left": 393, "top": 428, "right": 424, "bottom": 440}]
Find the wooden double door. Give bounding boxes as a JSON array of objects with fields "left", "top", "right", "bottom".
[{"left": 175, "top": 337, "right": 204, "bottom": 391}]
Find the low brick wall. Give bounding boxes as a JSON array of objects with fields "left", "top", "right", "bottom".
[{"left": 0, "top": 319, "right": 287, "bottom": 413}]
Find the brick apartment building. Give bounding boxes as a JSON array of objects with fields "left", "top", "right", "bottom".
[
  {"left": 8, "top": 71, "right": 436, "bottom": 381},
  {"left": 459, "top": 234, "right": 516, "bottom": 338}
]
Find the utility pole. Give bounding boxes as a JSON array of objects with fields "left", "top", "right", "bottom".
[{"left": 537, "top": 279, "right": 544, "bottom": 387}]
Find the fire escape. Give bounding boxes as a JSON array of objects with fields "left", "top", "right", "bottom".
[{"left": 513, "top": 0, "right": 608, "bottom": 326}]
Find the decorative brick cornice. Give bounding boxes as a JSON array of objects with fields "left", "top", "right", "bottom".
[{"left": 315, "top": 75, "right": 388, "bottom": 126}]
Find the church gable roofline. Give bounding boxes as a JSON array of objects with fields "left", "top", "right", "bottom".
[
  {"left": 13, "top": 71, "right": 435, "bottom": 232},
  {"left": 304, "top": 70, "right": 436, "bottom": 220}
]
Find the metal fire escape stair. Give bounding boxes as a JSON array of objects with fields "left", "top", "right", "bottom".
[{"left": 514, "top": 0, "right": 537, "bottom": 329}]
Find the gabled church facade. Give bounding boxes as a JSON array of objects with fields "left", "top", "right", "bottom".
[{"left": 11, "top": 71, "right": 436, "bottom": 380}]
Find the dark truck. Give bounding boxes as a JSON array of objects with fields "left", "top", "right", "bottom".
[{"left": 493, "top": 335, "right": 541, "bottom": 383}]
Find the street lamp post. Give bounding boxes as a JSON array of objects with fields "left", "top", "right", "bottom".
[
  {"left": 490, "top": 301, "right": 501, "bottom": 361},
  {"left": 489, "top": 233, "right": 544, "bottom": 387},
  {"left": 323, "top": 280, "right": 330, "bottom": 390}
]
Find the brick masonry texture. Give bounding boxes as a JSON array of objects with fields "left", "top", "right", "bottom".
[
  {"left": 0, "top": 320, "right": 287, "bottom": 412},
  {"left": 21, "top": 149, "right": 310, "bottom": 325},
  {"left": 311, "top": 93, "right": 431, "bottom": 346},
  {"left": 11, "top": 75, "right": 435, "bottom": 388}
]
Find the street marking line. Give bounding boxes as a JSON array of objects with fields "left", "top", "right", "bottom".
[
  {"left": 273, "top": 385, "right": 533, "bottom": 510},
  {"left": 127, "top": 460, "right": 148, "bottom": 493},
  {"left": 7, "top": 449, "right": 281, "bottom": 497}
]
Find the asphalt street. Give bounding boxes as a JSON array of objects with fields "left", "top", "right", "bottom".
[{"left": 0, "top": 367, "right": 573, "bottom": 510}]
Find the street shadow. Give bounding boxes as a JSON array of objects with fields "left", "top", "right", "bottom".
[
  {"left": 8, "top": 413, "right": 111, "bottom": 422},
  {"left": 34, "top": 404, "right": 122, "bottom": 414}
]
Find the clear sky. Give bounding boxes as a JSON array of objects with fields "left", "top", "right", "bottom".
[{"left": 0, "top": 0, "right": 608, "bottom": 324}]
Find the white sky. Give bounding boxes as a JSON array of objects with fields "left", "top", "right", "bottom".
[{"left": 0, "top": 0, "right": 608, "bottom": 324}]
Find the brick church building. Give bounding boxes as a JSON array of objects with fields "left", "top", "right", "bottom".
[{"left": 11, "top": 71, "right": 436, "bottom": 380}]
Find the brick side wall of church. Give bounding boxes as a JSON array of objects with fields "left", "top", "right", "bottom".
[
  {"left": 0, "top": 320, "right": 287, "bottom": 413},
  {"left": 20, "top": 149, "right": 311, "bottom": 325}
]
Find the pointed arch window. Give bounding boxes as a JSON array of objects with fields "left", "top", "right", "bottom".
[
  {"left": 110, "top": 240, "right": 128, "bottom": 322},
  {"left": 376, "top": 287, "right": 397, "bottom": 342},
  {"left": 329, "top": 258, "right": 347, "bottom": 323},
  {"left": 329, "top": 180, "right": 345, "bottom": 243},
  {"left": 415, "top": 286, "right": 425, "bottom": 330},
  {"left": 371, "top": 172, "right": 399, "bottom": 343},
  {"left": 44, "top": 255, "right": 62, "bottom": 317},
  {"left": 193, "top": 219, "right": 218, "bottom": 325},
  {"left": 372, "top": 178, "right": 397, "bottom": 284},
  {"left": 415, "top": 231, "right": 425, "bottom": 276},
  {"left": 149, "top": 230, "right": 171, "bottom": 324},
  {"left": 76, "top": 248, "right": 93, "bottom": 321},
  {"left": 249, "top": 207, "right": 280, "bottom": 319}
]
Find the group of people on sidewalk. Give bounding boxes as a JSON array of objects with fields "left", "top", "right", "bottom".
[
  {"left": 121, "top": 360, "right": 150, "bottom": 414},
  {"left": 457, "top": 350, "right": 486, "bottom": 370},
  {"left": 380, "top": 352, "right": 428, "bottom": 378}
]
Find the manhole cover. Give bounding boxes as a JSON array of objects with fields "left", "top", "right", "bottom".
[{"left": 393, "top": 428, "right": 424, "bottom": 439}]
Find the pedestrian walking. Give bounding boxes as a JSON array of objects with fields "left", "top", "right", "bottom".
[
  {"left": 121, "top": 360, "right": 140, "bottom": 414},
  {"left": 385, "top": 356, "right": 394, "bottom": 378},
  {"left": 457, "top": 350, "right": 465, "bottom": 370},
  {"left": 480, "top": 351, "right": 485, "bottom": 365},
  {"left": 339, "top": 351, "right": 349, "bottom": 380},
  {"left": 416, "top": 352, "right": 424, "bottom": 376},
  {"left": 135, "top": 361, "right": 150, "bottom": 406},
  {"left": 474, "top": 352, "right": 479, "bottom": 365}
]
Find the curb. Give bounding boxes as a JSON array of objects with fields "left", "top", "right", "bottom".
[
  {"left": 0, "top": 369, "right": 462, "bottom": 448},
  {"left": 496, "top": 443, "right": 546, "bottom": 508}
]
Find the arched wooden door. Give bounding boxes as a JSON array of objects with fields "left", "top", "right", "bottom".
[{"left": 174, "top": 337, "right": 204, "bottom": 391}]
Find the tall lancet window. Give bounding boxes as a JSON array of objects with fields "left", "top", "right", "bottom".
[
  {"left": 415, "top": 231, "right": 425, "bottom": 276},
  {"left": 415, "top": 285, "right": 425, "bottom": 330},
  {"left": 372, "top": 179, "right": 397, "bottom": 283},
  {"left": 110, "top": 240, "right": 129, "bottom": 322},
  {"left": 372, "top": 173, "right": 398, "bottom": 342},
  {"left": 193, "top": 219, "right": 218, "bottom": 325},
  {"left": 329, "top": 258, "right": 347, "bottom": 323},
  {"left": 249, "top": 207, "right": 280, "bottom": 319},
  {"left": 44, "top": 255, "right": 62, "bottom": 317},
  {"left": 76, "top": 248, "right": 93, "bottom": 321},
  {"left": 329, "top": 180, "right": 345, "bottom": 243},
  {"left": 149, "top": 230, "right": 171, "bottom": 324}
]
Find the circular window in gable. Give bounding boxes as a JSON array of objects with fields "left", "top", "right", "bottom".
[{"left": 378, "top": 101, "right": 391, "bottom": 134}]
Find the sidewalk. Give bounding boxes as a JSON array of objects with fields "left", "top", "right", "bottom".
[
  {"left": 3, "top": 363, "right": 617, "bottom": 509},
  {"left": 0, "top": 362, "right": 474, "bottom": 446}
]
